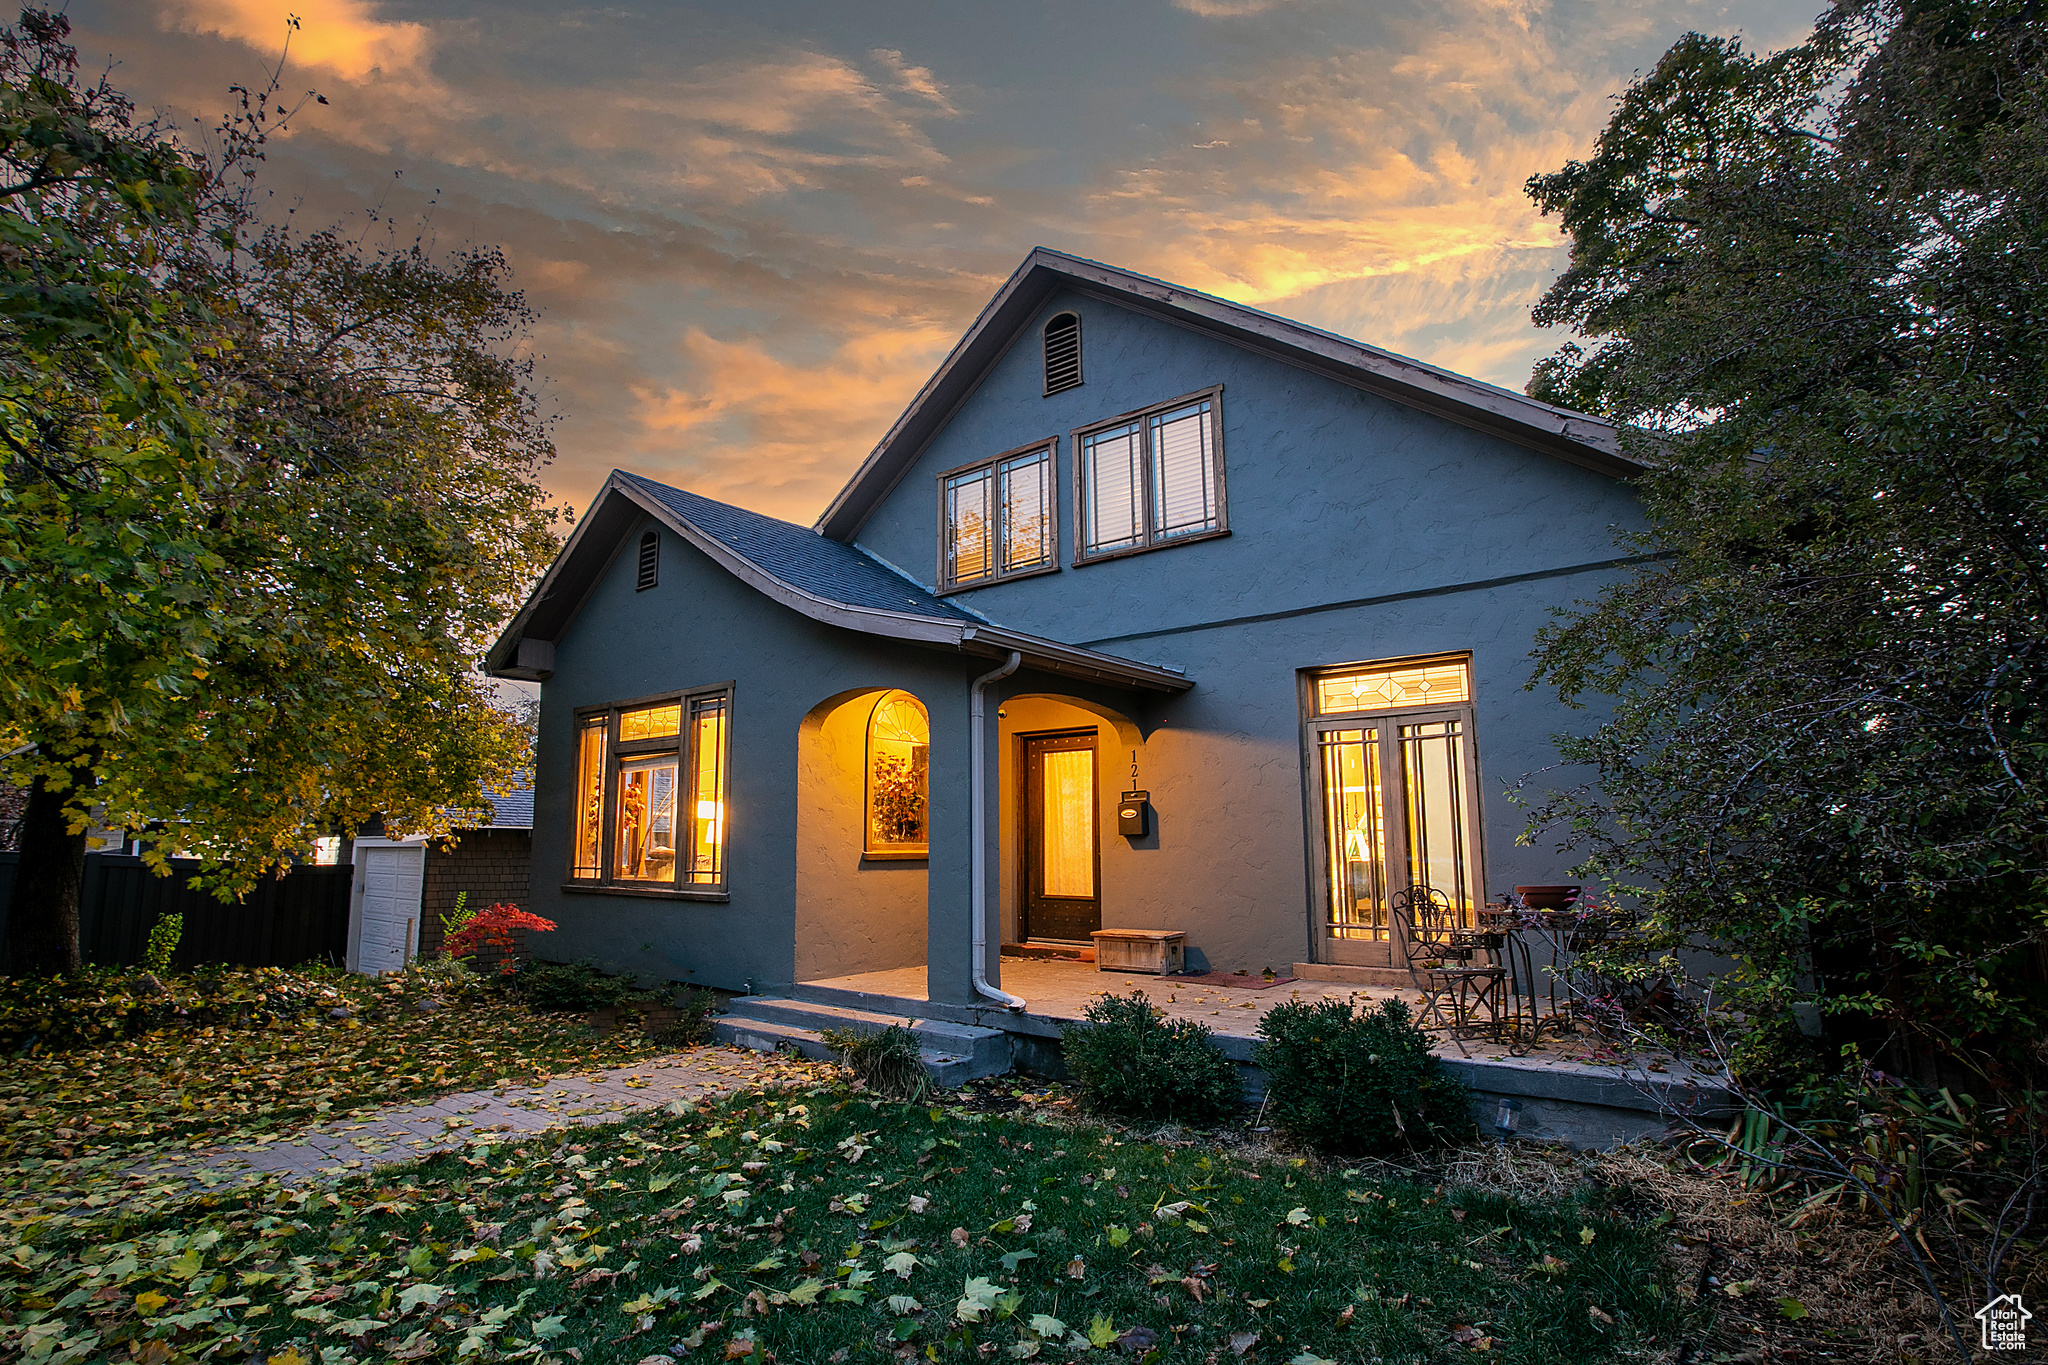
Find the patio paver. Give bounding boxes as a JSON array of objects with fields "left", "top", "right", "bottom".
[{"left": 122, "top": 1045, "right": 818, "bottom": 1193}]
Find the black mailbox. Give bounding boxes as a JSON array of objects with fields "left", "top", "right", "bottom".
[{"left": 1117, "top": 790, "right": 1150, "bottom": 838}]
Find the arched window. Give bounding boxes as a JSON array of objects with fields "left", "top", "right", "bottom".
[
  {"left": 1043, "top": 312, "right": 1082, "bottom": 395},
  {"left": 865, "top": 690, "right": 930, "bottom": 858}
]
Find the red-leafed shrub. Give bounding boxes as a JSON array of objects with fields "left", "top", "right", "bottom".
[{"left": 442, "top": 903, "right": 556, "bottom": 973}]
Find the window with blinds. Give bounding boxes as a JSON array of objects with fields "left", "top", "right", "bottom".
[
  {"left": 938, "top": 443, "right": 1056, "bottom": 589},
  {"left": 1077, "top": 388, "right": 1226, "bottom": 561}
]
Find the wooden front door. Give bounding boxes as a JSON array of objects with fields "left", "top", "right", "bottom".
[{"left": 1021, "top": 730, "right": 1100, "bottom": 942}]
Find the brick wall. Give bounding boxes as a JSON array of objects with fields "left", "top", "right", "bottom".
[{"left": 419, "top": 828, "right": 533, "bottom": 964}]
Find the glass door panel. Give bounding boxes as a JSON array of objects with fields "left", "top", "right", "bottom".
[
  {"left": 1400, "top": 718, "right": 1475, "bottom": 915},
  {"left": 1041, "top": 748, "right": 1097, "bottom": 898},
  {"left": 1317, "top": 727, "right": 1388, "bottom": 940}
]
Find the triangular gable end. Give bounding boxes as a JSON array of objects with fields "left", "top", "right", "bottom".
[{"left": 815, "top": 247, "right": 1639, "bottom": 542}]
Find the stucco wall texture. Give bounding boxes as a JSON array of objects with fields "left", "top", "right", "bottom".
[
  {"left": 531, "top": 290, "right": 1649, "bottom": 1002},
  {"left": 794, "top": 690, "right": 928, "bottom": 981}
]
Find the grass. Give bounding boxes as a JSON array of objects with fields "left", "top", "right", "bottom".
[
  {"left": 1, "top": 1081, "right": 1693, "bottom": 1365},
  {"left": 0, "top": 964, "right": 670, "bottom": 1238}
]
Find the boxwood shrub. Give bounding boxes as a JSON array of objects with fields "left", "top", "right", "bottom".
[
  {"left": 1060, "top": 989, "right": 1242, "bottom": 1122},
  {"left": 1253, "top": 997, "right": 1473, "bottom": 1155}
]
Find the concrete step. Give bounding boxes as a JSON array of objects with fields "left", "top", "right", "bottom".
[{"left": 716, "top": 996, "right": 1012, "bottom": 1087}]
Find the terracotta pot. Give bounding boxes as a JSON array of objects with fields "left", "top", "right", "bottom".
[{"left": 1514, "top": 884, "right": 1581, "bottom": 910}]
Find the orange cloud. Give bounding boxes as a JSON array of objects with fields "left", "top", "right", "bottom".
[
  {"left": 622, "top": 321, "right": 961, "bottom": 521},
  {"left": 159, "top": 0, "right": 431, "bottom": 81}
]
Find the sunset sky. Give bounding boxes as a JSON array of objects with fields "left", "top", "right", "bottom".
[{"left": 77, "top": 0, "right": 1810, "bottom": 524}]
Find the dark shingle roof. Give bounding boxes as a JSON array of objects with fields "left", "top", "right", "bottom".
[
  {"left": 618, "top": 472, "right": 979, "bottom": 623},
  {"left": 467, "top": 777, "right": 533, "bottom": 830}
]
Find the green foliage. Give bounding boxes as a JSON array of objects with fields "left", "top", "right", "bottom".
[
  {"left": 1253, "top": 998, "right": 1474, "bottom": 1156},
  {"left": 1060, "top": 988, "right": 1242, "bottom": 1122},
  {"left": 140, "top": 911, "right": 182, "bottom": 975},
  {"left": 656, "top": 988, "right": 720, "bottom": 1048},
  {"left": 820, "top": 1023, "right": 929, "bottom": 1101},
  {"left": 508, "top": 958, "right": 646, "bottom": 1012},
  {"left": 438, "top": 890, "right": 474, "bottom": 948},
  {"left": 0, "top": 964, "right": 325, "bottom": 1052},
  {"left": 0, "top": 12, "right": 558, "bottom": 972},
  {"left": 0, "top": 1084, "right": 1686, "bottom": 1365},
  {"left": 1520, "top": 0, "right": 2048, "bottom": 1078}
]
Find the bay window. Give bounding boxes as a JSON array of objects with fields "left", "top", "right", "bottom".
[{"left": 569, "top": 685, "right": 731, "bottom": 894}]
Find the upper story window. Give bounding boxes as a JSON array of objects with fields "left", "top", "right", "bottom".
[
  {"left": 938, "top": 442, "right": 1056, "bottom": 591},
  {"left": 1043, "top": 312, "right": 1082, "bottom": 395},
  {"left": 1076, "top": 387, "right": 1226, "bottom": 562},
  {"left": 570, "top": 684, "right": 731, "bottom": 895}
]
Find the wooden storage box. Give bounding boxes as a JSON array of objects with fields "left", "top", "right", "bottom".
[{"left": 1090, "top": 928, "right": 1186, "bottom": 975}]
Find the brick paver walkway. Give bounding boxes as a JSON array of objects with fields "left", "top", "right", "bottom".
[{"left": 124, "top": 1046, "right": 814, "bottom": 1190}]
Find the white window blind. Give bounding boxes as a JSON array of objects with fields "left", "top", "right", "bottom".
[
  {"left": 1078, "top": 392, "right": 1223, "bottom": 560},
  {"left": 945, "top": 467, "right": 994, "bottom": 584},
  {"left": 1081, "top": 421, "right": 1145, "bottom": 557},
  {"left": 1149, "top": 399, "right": 1217, "bottom": 539},
  {"left": 999, "top": 449, "right": 1052, "bottom": 573}
]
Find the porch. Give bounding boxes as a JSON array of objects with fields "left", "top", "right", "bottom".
[{"left": 714, "top": 956, "right": 1737, "bottom": 1149}]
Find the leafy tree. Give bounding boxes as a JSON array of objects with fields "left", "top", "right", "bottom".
[
  {"left": 1521, "top": 0, "right": 2048, "bottom": 1081},
  {"left": 0, "top": 11, "right": 558, "bottom": 973}
]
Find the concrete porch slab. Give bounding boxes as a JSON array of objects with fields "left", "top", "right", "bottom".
[{"left": 786, "top": 958, "right": 1736, "bottom": 1148}]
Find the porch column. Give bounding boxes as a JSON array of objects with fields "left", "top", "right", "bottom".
[{"left": 921, "top": 668, "right": 1003, "bottom": 1008}]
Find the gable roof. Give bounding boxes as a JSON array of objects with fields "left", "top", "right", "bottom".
[
  {"left": 623, "top": 474, "right": 982, "bottom": 624},
  {"left": 816, "top": 247, "right": 1637, "bottom": 540},
  {"left": 485, "top": 471, "right": 1191, "bottom": 693}
]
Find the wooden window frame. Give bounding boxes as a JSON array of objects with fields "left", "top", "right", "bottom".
[
  {"left": 564, "top": 682, "right": 735, "bottom": 901},
  {"left": 1297, "top": 653, "right": 1486, "bottom": 955},
  {"left": 1071, "top": 384, "right": 1229, "bottom": 566},
  {"left": 934, "top": 438, "right": 1062, "bottom": 593}
]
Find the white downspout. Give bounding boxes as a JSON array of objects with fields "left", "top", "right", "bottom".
[{"left": 970, "top": 651, "right": 1026, "bottom": 1010}]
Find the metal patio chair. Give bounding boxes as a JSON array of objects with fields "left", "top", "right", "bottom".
[{"left": 1391, "top": 883, "right": 1509, "bottom": 1056}]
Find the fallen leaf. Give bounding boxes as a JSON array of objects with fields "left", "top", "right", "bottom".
[
  {"left": 1065, "top": 1257, "right": 1087, "bottom": 1279},
  {"left": 1229, "top": 1330, "right": 1260, "bottom": 1357},
  {"left": 1117, "top": 1326, "right": 1159, "bottom": 1354}
]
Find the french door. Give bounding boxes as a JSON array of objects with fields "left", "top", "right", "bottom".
[
  {"left": 1305, "top": 657, "right": 1484, "bottom": 966},
  {"left": 1020, "top": 730, "right": 1100, "bottom": 942}
]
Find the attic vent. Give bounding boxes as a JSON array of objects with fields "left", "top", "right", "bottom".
[
  {"left": 1043, "top": 312, "right": 1082, "bottom": 395},
  {"left": 636, "top": 530, "right": 659, "bottom": 591}
]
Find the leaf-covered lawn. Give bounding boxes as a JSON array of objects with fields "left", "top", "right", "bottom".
[
  {"left": 0, "top": 967, "right": 667, "bottom": 1231},
  {"left": 2, "top": 1082, "right": 1692, "bottom": 1365}
]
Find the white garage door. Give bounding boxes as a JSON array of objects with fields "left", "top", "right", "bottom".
[{"left": 356, "top": 844, "right": 425, "bottom": 975}]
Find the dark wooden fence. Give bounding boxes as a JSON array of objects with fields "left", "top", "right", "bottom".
[{"left": 0, "top": 853, "right": 351, "bottom": 972}]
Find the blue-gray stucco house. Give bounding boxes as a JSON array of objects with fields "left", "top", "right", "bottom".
[{"left": 486, "top": 248, "right": 1650, "bottom": 1015}]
